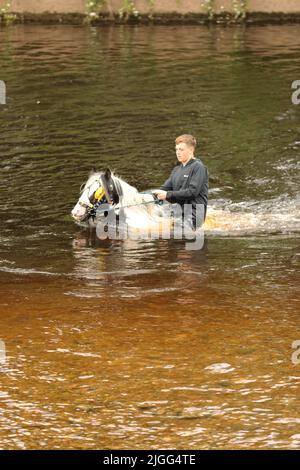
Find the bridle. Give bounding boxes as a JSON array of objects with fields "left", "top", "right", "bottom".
[{"left": 78, "top": 177, "right": 108, "bottom": 218}]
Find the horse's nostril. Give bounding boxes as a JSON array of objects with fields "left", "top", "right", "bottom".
[{"left": 71, "top": 209, "right": 80, "bottom": 219}]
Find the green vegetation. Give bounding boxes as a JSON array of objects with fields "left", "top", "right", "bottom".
[
  {"left": 203, "top": 0, "right": 248, "bottom": 20},
  {"left": 203, "top": 0, "right": 216, "bottom": 20},
  {"left": 85, "top": 0, "right": 248, "bottom": 22},
  {"left": 0, "top": 1, "right": 17, "bottom": 24},
  {"left": 86, "top": 0, "right": 139, "bottom": 20},
  {"left": 232, "top": 0, "right": 247, "bottom": 19},
  {"left": 0, "top": 1, "right": 251, "bottom": 25}
]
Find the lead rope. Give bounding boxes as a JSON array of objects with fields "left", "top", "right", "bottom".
[
  {"left": 88, "top": 193, "right": 163, "bottom": 220},
  {"left": 115, "top": 193, "right": 163, "bottom": 210}
]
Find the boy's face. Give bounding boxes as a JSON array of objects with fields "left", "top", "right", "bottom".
[{"left": 175, "top": 142, "right": 193, "bottom": 164}]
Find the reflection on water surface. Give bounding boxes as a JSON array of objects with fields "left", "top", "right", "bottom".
[{"left": 0, "top": 24, "right": 299, "bottom": 449}]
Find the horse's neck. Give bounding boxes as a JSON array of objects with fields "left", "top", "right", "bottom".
[{"left": 116, "top": 177, "right": 140, "bottom": 205}]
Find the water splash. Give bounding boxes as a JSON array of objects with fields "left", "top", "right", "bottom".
[{"left": 205, "top": 195, "right": 300, "bottom": 236}]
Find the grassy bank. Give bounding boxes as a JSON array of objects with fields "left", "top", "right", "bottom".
[{"left": 2, "top": 11, "right": 300, "bottom": 25}]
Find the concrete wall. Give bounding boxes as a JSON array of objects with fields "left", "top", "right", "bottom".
[
  {"left": 9, "top": 1, "right": 86, "bottom": 14},
  {"left": 5, "top": 0, "right": 300, "bottom": 15},
  {"left": 250, "top": 0, "right": 300, "bottom": 13}
]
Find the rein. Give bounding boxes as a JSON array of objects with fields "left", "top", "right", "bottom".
[
  {"left": 115, "top": 194, "right": 163, "bottom": 210},
  {"left": 89, "top": 193, "right": 163, "bottom": 222}
]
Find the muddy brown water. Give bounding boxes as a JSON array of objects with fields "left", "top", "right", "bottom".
[{"left": 0, "top": 24, "right": 299, "bottom": 449}]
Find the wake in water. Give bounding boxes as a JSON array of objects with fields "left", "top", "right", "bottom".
[{"left": 205, "top": 194, "right": 300, "bottom": 236}]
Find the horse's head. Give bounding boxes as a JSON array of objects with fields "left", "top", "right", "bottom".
[{"left": 71, "top": 170, "right": 106, "bottom": 223}]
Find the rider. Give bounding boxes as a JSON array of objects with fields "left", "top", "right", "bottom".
[{"left": 153, "top": 134, "right": 208, "bottom": 229}]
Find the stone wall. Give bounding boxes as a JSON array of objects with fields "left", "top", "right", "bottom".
[{"left": 5, "top": 0, "right": 300, "bottom": 15}]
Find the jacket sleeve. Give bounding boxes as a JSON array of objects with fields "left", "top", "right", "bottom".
[
  {"left": 166, "top": 165, "right": 207, "bottom": 203},
  {"left": 160, "top": 173, "right": 174, "bottom": 191}
]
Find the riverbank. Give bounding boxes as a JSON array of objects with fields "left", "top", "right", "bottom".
[
  {"left": 2, "top": 11, "right": 300, "bottom": 25},
  {"left": 1, "top": 0, "right": 300, "bottom": 25}
]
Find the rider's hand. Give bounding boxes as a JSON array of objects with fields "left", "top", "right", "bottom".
[{"left": 153, "top": 190, "right": 167, "bottom": 201}]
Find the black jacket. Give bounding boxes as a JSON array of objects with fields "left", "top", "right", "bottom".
[{"left": 160, "top": 158, "right": 208, "bottom": 225}]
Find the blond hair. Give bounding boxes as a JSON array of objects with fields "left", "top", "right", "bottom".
[{"left": 175, "top": 134, "right": 197, "bottom": 149}]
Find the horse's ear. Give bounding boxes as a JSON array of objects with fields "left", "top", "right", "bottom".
[
  {"left": 104, "top": 167, "right": 112, "bottom": 179},
  {"left": 89, "top": 166, "right": 97, "bottom": 176}
]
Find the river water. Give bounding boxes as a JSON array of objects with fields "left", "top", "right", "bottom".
[{"left": 0, "top": 24, "right": 299, "bottom": 450}]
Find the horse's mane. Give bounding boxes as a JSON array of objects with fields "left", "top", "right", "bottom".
[
  {"left": 109, "top": 172, "right": 161, "bottom": 229},
  {"left": 110, "top": 173, "right": 142, "bottom": 207}
]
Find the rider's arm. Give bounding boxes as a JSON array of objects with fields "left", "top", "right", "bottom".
[
  {"left": 166, "top": 165, "right": 207, "bottom": 202},
  {"left": 160, "top": 169, "right": 175, "bottom": 191}
]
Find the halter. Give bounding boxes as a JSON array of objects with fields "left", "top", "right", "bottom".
[
  {"left": 78, "top": 177, "right": 107, "bottom": 215},
  {"left": 78, "top": 200, "right": 94, "bottom": 209}
]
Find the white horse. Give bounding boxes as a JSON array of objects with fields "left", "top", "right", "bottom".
[{"left": 71, "top": 169, "right": 175, "bottom": 233}]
